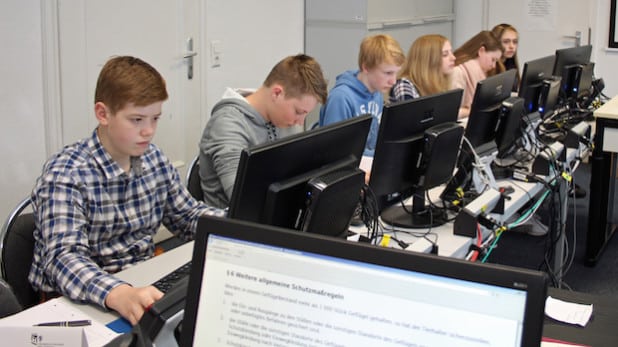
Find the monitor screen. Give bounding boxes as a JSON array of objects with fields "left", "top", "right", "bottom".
[
  {"left": 464, "top": 69, "right": 518, "bottom": 152},
  {"left": 519, "top": 55, "right": 556, "bottom": 114},
  {"left": 180, "top": 216, "right": 548, "bottom": 347},
  {"left": 552, "top": 45, "right": 593, "bottom": 101},
  {"left": 368, "top": 89, "right": 463, "bottom": 228},
  {"left": 228, "top": 115, "right": 372, "bottom": 237}
]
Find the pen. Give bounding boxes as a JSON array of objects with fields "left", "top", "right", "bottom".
[{"left": 35, "top": 320, "right": 92, "bottom": 327}]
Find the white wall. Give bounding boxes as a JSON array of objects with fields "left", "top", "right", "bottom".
[
  {"left": 453, "top": 0, "right": 484, "bottom": 48},
  {"left": 0, "top": 1, "right": 47, "bottom": 219},
  {"left": 202, "top": 0, "right": 304, "bottom": 127}
]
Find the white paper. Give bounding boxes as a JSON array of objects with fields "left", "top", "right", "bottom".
[
  {"left": 359, "top": 155, "right": 373, "bottom": 173},
  {"left": 0, "top": 326, "right": 86, "bottom": 347},
  {"left": 545, "top": 295, "right": 593, "bottom": 327},
  {"left": 0, "top": 298, "right": 119, "bottom": 346},
  {"left": 523, "top": 0, "right": 557, "bottom": 31}
]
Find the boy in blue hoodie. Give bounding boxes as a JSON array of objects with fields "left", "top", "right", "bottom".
[{"left": 319, "top": 34, "right": 405, "bottom": 157}]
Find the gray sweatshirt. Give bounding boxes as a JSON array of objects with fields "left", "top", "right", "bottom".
[{"left": 198, "top": 88, "right": 279, "bottom": 209}]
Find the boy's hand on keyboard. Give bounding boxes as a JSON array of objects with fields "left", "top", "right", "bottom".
[{"left": 105, "top": 284, "right": 164, "bottom": 325}]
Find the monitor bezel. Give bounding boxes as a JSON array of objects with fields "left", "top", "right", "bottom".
[
  {"left": 227, "top": 114, "right": 372, "bottom": 233},
  {"left": 368, "top": 88, "right": 463, "bottom": 212},
  {"left": 552, "top": 45, "right": 592, "bottom": 77},
  {"left": 180, "top": 215, "right": 549, "bottom": 347},
  {"left": 519, "top": 55, "right": 556, "bottom": 114},
  {"left": 464, "top": 69, "right": 518, "bottom": 150}
]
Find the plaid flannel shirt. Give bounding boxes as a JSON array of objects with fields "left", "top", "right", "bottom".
[{"left": 29, "top": 129, "right": 225, "bottom": 308}]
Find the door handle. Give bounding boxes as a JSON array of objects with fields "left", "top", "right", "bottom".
[
  {"left": 184, "top": 37, "right": 197, "bottom": 80},
  {"left": 563, "top": 31, "right": 582, "bottom": 46}
]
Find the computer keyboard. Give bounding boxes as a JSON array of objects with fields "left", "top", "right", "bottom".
[{"left": 152, "top": 261, "right": 192, "bottom": 293}]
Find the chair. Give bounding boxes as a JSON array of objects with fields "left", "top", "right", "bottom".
[
  {"left": 186, "top": 155, "right": 204, "bottom": 201},
  {"left": 0, "top": 197, "right": 38, "bottom": 309}
]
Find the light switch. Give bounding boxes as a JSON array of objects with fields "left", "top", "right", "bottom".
[{"left": 211, "top": 40, "right": 222, "bottom": 67}]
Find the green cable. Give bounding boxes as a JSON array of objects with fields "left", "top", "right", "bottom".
[{"left": 481, "top": 189, "right": 551, "bottom": 263}]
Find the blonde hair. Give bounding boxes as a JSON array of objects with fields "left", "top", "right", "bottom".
[
  {"left": 358, "top": 34, "right": 405, "bottom": 70},
  {"left": 454, "top": 30, "right": 503, "bottom": 66},
  {"left": 399, "top": 34, "right": 451, "bottom": 96}
]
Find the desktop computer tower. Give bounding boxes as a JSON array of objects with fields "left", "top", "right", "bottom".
[
  {"left": 298, "top": 168, "right": 365, "bottom": 237},
  {"left": 538, "top": 78, "right": 561, "bottom": 116}
]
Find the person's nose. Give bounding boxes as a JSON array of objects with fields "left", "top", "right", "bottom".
[{"left": 141, "top": 119, "right": 157, "bottom": 138}]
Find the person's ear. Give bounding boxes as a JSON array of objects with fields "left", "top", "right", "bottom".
[
  {"left": 94, "top": 102, "right": 110, "bottom": 125},
  {"left": 478, "top": 46, "right": 487, "bottom": 56},
  {"left": 271, "top": 84, "right": 284, "bottom": 99}
]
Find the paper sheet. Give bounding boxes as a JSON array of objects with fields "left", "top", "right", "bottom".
[
  {"left": 0, "top": 298, "right": 119, "bottom": 346},
  {"left": 545, "top": 296, "right": 593, "bottom": 327}
]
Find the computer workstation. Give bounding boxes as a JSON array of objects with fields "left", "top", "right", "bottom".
[
  {"left": 181, "top": 216, "right": 548, "bottom": 347},
  {"left": 48, "top": 215, "right": 617, "bottom": 347},
  {"left": 126, "top": 47, "right": 601, "bottom": 341},
  {"left": 227, "top": 114, "right": 371, "bottom": 238},
  {"left": 367, "top": 88, "right": 463, "bottom": 230},
  {"left": 3, "top": 44, "right": 600, "bottom": 347},
  {"left": 120, "top": 77, "right": 591, "bottom": 344}
]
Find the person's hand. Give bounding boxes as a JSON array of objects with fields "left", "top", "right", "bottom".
[
  {"left": 105, "top": 284, "right": 164, "bottom": 325},
  {"left": 458, "top": 107, "right": 470, "bottom": 119}
]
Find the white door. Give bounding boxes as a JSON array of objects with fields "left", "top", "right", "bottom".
[{"left": 55, "top": 0, "right": 201, "bottom": 179}]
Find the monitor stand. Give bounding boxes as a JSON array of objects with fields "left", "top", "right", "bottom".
[
  {"left": 380, "top": 187, "right": 447, "bottom": 229},
  {"left": 471, "top": 143, "right": 499, "bottom": 193},
  {"left": 520, "top": 111, "right": 543, "bottom": 155}
]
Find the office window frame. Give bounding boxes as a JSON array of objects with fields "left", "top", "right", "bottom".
[{"left": 610, "top": 0, "right": 618, "bottom": 48}]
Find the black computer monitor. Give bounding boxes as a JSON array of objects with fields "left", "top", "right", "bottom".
[
  {"left": 227, "top": 115, "right": 372, "bottom": 237},
  {"left": 464, "top": 69, "right": 521, "bottom": 157},
  {"left": 552, "top": 45, "right": 593, "bottom": 101},
  {"left": 519, "top": 55, "right": 559, "bottom": 115},
  {"left": 181, "top": 215, "right": 548, "bottom": 347},
  {"left": 368, "top": 89, "right": 464, "bottom": 228}
]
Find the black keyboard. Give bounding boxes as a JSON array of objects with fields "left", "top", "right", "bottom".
[{"left": 152, "top": 261, "right": 192, "bottom": 293}]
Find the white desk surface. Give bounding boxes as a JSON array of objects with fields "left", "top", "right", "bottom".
[{"left": 594, "top": 95, "right": 618, "bottom": 120}]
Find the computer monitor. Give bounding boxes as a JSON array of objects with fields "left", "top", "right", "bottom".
[
  {"left": 180, "top": 215, "right": 548, "bottom": 347},
  {"left": 519, "top": 55, "right": 559, "bottom": 115},
  {"left": 464, "top": 69, "right": 520, "bottom": 157},
  {"left": 552, "top": 45, "right": 593, "bottom": 101},
  {"left": 368, "top": 89, "right": 463, "bottom": 228},
  {"left": 227, "top": 115, "right": 372, "bottom": 237}
]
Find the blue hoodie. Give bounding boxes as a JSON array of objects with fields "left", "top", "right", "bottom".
[{"left": 319, "top": 70, "right": 383, "bottom": 157}]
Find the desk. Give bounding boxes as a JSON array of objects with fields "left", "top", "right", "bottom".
[
  {"left": 587, "top": 95, "right": 618, "bottom": 265},
  {"left": 545, "top": 287, "right": 618, "bottom": 346}
]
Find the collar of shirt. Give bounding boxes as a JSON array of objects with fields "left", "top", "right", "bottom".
[{"left": 89, "top": 129, "right": 145, "bottom": 179}]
